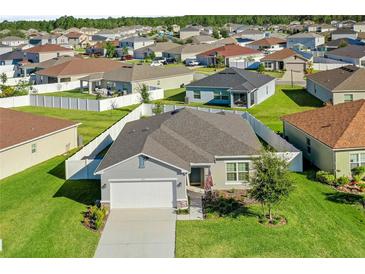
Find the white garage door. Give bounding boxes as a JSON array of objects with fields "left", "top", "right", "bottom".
[{"left": 110, "top": 180, "right": 175, "bottom": 209}]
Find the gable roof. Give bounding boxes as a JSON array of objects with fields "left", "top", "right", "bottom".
[
  {"left": 0, "top": 36, "right": 26, "bottom": 42},
  {"left": 197, "top": 44, "right": 261, "bottom": 58},
  {"left": 0, "top": 50, "right": 25, "bottom": 61},
  {"left": 281, "top": 100, "right": 365, "bottom": 149},
  {"left": 180, "top": 26, "right": 201, "bottom": 32},
  {"left": 326, "top": 45, "right": 365, "bottom": 59},
  {"left": 0, "top": 108, "right": 79, "bottom": 151},
  {"left": 307, "top": 65, "right": 365, "bottom": 91},
  {"left": 248, "top": 37, "right": 287, "bottom": 47},
  {"left": 261, "top": 48, "right": 309, "bottom": 61},
  {"left": 288, "top": 32, "right": 324, "bottom": 39},
  {"left": 120, "top": 36, "right": 154, "bottom": 43},
  {"left": 25, "top": 44, "right": 73, "bottom": 53},
  {"left": 36, "top": 58, "right": 123, "bottom": 77},
  {"left": 325, "top": 38, "right": 365, "bottom": 48},
  {"left": 135, "top": 42, "right": 180, "bottom": 53},
  {"left": 95, "top": 108, "right": 262, "bottom": 173},
  {"left": 190, "top": 35, "right": 217, "bottom": 43},
  {"left": 166, "top": 43, "right": 219, "bottom": 55},
  {"left": 66, "top": 32, "right": 83, "bottom": 39},
  {"left": 331, "top": 28, "right": 357, "bottom": 35},
  {"left": 186, "top": 67, "right": 274, "bottom": 92}
]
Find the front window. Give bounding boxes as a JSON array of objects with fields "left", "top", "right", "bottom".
[
  {"left": 350, "top": 153, "right": 365, "bottom": 170},
  {"left": 226, "top": 162, "right": 249, "bottom": 184},
  {"left": 344, "top": 94, "right": 353, "bottom": 102},
  {"left": 193, "top": 91, "right": 201, "bottom": 99},
  {"left": 31, "top": 143, "right": 37, "bottom": 153},
  {"left": 214, "top": 91, "right": 229, "bottom": 101}
]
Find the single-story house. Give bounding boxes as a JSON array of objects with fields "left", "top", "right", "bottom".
[
  {"left": 179, "top": 26, "right": 201, "bottom": 40},
  {"left": 247, "top": 37, "right": 287, "bottom": 54},
  {"left": 93, "top": 30, "right": 120, "bottom": 41},
  {"left": 234, "top": 29, "right": 265, "bottom": 41},
  {"left": 119, "top": 36, "right": 155, "bottom": 55},
  {"left": 0, "top": 108, "right": 80, "bottom": 179},
  {"left": 185, "top": 67, "right": 275, "bottom": 108},
  {"left": 0, "top": 50, "right": 25, "bottom": 65},
  {"left": 162, "top": 43, "right": 219, "bottom": 62},
  {"left": 281, "top": 100, "right": 365, "bottom": 177},
  {"left": 319, "top": 38, "right": 365, "bottom": 51},
  {"left": 196, "top": 44, "right": 263, "bottom": 66},
  {"left": 306, "top": 65, "right": 365, "bottom": 104},
  {"left": 190, "top": 35, "right": 218, "bottom": 44},
  {"left": 313, "top": 56, "right": 353, "bottom": 71},
  {"left": 331, "top": 28, "right": 358, "bottom": 41},
  {"left": 34, "top": 57, "right": 123, "bottom": 84},
  {"left": 25, "top": 44, "right": 74, "bottom": 63},
  {"left": 80, "top": 63, "right": 194, "bottom": 94},
  {"left": 133, "top": 42, "right": 180, "bottom": 59},
  {"left": 29, "top": 34, "right": 69, "bottom": 46},
  {"left": 353, "top": 22, "right": 365, "bottom": 33},
  {"left": 85, "top": 40, "right": 119, "bottom": 57},
  {"left": 324, "top": 45, "right": 365, "bottom": 67},
  {"left": 0, "top": 36, "right": 28, "bottom": 47},
  {"left": 287, "top": 32, "right": 325, "bottom": 50},
  {"left": 65, "top": 32, "right": 89, "bottom": 48},
  {"left": 94, "top": 108, "right": 262, "bottom": 209},
  {"left": 260, "top": 48, "right": 311, "bottom": 71}
]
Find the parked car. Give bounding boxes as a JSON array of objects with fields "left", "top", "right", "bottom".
[
  {"left": 153, "top": 57, "right": 167, "bottom": 65},
  {"left": 121, "top": 55, "right": 133, "bottom": 61},
  {"left": 166, "top": 57, "right": 177, "bottom": 64},
  {"left": 150, "top": 60, "right": 164, "bottom": 66},
  {"left": 185, "top": 59, "right": 200, "bottom": 66}
]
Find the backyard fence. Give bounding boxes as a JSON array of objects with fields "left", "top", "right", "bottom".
[
  {"left": 0, "top": 95, "right": 30, "bottom": 108},
  {"left": 65, "top": 104, "right": 302, "bottom": 180},
  {"left": 31, "top": 81, "right": 86, "bottom": 94}
]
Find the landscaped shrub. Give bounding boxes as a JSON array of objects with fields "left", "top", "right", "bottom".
[
  {"left": 352, "top": 166, "right": 365, "bottom": 179},
  {"left": 353, "top": 174, "right": 363, "bottom": 183},
  {"left": 316, "top": 171, "right": 336, "bottom": 185},
  {"left": 358, "top": 183, "right": 365, "bottom": 192},
  {"left": 336, "top": 176, "right": 350, "bottom": 186},
  {"left": 83, "top": 204, "right": 109, "bottom": 232}
]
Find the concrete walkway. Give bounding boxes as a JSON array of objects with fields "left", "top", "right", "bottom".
[
  {"left": 178, "top": 190, "right": 204, "bottom": 221},
  {"left": 94, "top": 208, "right": 176, "bottom": 258}
]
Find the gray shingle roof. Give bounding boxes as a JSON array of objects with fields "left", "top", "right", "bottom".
[
  {"left": 326, "top": 45, "right": 365, "bottom": 58},
  {"left": 96, "top": 108, "right": 262, "bottom": 173},
  {"left": 186, "top": 67, "right": 274, "bottom": 92}
]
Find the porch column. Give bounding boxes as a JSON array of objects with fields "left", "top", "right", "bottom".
[
  {"left": 80, "top": 80, "right": 83, "bottom": 92},
  {"left": 247, "top": 92, "right": 251, "bottom": 108},
  {"left": 88, "top": 81, "right": 92, "bottom": 94},
  {"left": 230, "top": 93, "right": 234, "bottom": 108}
]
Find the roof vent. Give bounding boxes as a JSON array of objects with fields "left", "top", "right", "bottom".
[
  {"left": 129, "top": 129, "right": 136, "bottom": 134},
  {"left": 142, "top": 127, "right": 150, "bottom": 132},
  {"left": 321, "top": 124, "right": 331, "bottom": 128}
]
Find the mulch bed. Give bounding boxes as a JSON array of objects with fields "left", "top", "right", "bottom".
[
  {"left": 336, "top": 184, "right": 365, "bottom": 195},
  {"left": 82, "top": 205, "right": 110, "bottom": 233}
]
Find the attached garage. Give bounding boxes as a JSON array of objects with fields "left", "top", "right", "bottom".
[
  {"left": 286, "top": 62, "right": 306, "bottom": 72},
  {"left": 110, "top": 179, "right": 176, "bottom": 209}
]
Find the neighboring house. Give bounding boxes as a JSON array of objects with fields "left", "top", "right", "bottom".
[
  {"left": 0, "top": 36, "right": 27, "bottom": 47},
  {"left": 235, "top": 29, "right": 265, "bottom": 41},
  {"left": 65, "top": 32, "right": 89, "bottom": 48},
  {"left": 119, "top": 36, "right": 155, "bottom": 55},
  {"left": 353, "top": 22, "right": 365, "bottom": 32},
  {"left": 247, "top": 37, "right": 286, "bottom": 54},
  {"left": 0, "top": 43, "right": 12, "bottom": 55},
  {"left": 24, "top": 44, "right": 74, "bottom": 63},
  {"left": 94, "top": 108, "right": 262, "bottom": 209},
  {"left": 85, "top": 40, "right": 119, "bottom": 57},
  {"left": 179, "top": 26, "right": 201, "bottom": 40},
  {"left": 80, "top": 27, "right": 99, "bottom": 36},
  {"left": 190, "top": 35, "right": 218, "bottom": 44},
  {"left": 94, "top": 29, "right": 120, "bottom": 41},
  {"left": 90, "top": 34, "right": 108, "bottom": 43},
  {"left": 281, "top": 100, "right": 365, "bottom": 177},
  {"left": 306, "top": 65, "right": 365, "bottom": 104},
  {"left": 171, "top": 24, "right": 180, "bottom": 33},
  {"left": 287, "top": 32, "right": 325, "bottom": 50},
  {"left": 307, "top": 24, "right": 336, "bottom": 33},
  {"left": 0, "top": 50, "right": 25, "bottom": 65},
  {"left": 196, "top": 44, "right": 263, "bottom": 66},
  {"left": 134, "top": 42, "right": 180, "bottom": 59},
  {"left": 325, "top": 45, "right": 365, "bottom": 67},
  {"left": 35, "top": 58, "right": 122, "bottom": 84},
  {"left": 260, "top": 48, "right": 311, "bottom": 71},
  {"left": 320, "top": 38, "right": 365, "bottom": 51},
  {"left": 0, "top": 108, "right": 80, "bottom": 179},
  {"left": 235, "top": 38, "right": 254, "bottom": 47},
  {"left": 313, "top": 56, "right": 353, "bottom": 71},
  {"left": 185, "top": 67, "right": 275, "bottom": 108},
  {"left": 331, "top": 28, "right": 358, "bottom": 40},
  {"left": 80, "top": 63, "right": 194, "bottom": 93},
  {"left": 29, "top": 34, "right": 69, "bottom": 46},
  {"left": 162, "top": 43, "right": 219, "bottom": 62}
]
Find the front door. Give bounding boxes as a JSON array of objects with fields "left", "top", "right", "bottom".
[{"left": 190, "top": 168, "right": 203, "bottom": 187}]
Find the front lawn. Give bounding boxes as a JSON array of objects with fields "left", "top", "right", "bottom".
[
  {"left": 156, "top": 85, "right": 323, "bottom": 133},
  {"left": 176, "top": 171, "right": 365, "bottom": 258},
  {"left": 262, "top": 70, "right": 284, "bottom": 78},
  {"left": 13, "top": 106, "right": 136, "bottom": 144},
  {"left": 41, "top": 89, "right": 99, "bottom": 100},
  {"left": 192, "top": 67, "right": 224, "bottom": 75}
]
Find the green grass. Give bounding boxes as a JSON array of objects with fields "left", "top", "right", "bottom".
[
  {"left": 176, "top": 171, "right": 365, "bottom": 258},
  {"left": 42, "top": 89, "right": 99, "bottom": 100},
  {"left": 262, "top": 70, "right": 284, "bottom": 78},
  {"left": 0, "top": 155, "right": 101, "bottom": 257},
  {"left": 13, "top": 106, "right": 136, "bottom": 144},
  {"left": 192, "top": 67, "right": 224, "bottom": 75},
  {"left": 156, "top": 85, "right": 323, "bottom": 133}
]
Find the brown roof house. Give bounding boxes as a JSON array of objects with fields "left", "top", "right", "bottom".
[
  {"left": 260, "top": 48, "right": 311, "bottom": 71},
  {"left": 306, "top": 65, "right": 365, "bottom": 105},
  {"left": 281, "top": 100, "right": 365, "bottom": 177},
  {"left": 247, "top": 37, "right": 287, "bottom": 54},
  {"left": 0, "top": 108, "right": 80, "bottom": 179},
  {"left": 25, "top": 44, "right": 74, "bottom": 63}
]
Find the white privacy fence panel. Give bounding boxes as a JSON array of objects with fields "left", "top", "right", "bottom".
[
  {"left": 0, "top": 65, "right": 17, "bottom": 78},
  {"left": 0, "top": 95, "right": 30, "bottom": 108},
  {"left": 5, "top": 76, "right": 30, "bottom": 86},
  {"left": 31, "top": 81, "right": 85, "bottom": 94},
  {"left": 313, "top": 62, "right": 351, "bottom": 71}
]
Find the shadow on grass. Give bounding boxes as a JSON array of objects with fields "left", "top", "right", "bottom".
[
  {"left": 282, "top": 88, "right": 323, "bottom": 107},
  {"left": 325, "top": 192, "right": 365, "bottom": 206},
  {"left": 165, "top": 91, "right": 185, "bottom": 102},
  {"left": 204, "top": 196, "right": 258, "bottom": 218},
  {"left": 49, "top": 160, "right": 66, "bottom": 179},
  {"left": 53, "top": 180, "right": 100, "bottom": 205}
]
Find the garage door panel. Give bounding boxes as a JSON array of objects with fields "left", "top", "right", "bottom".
[{"left": 110, "top": 181, "right": 176, "bottom": 208}]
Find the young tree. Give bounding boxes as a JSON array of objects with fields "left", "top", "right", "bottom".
[
  {"left": 104, "top": 42, "right": 116, "bottom": 58},
  {"left": 219, "top": 28, "right": 229, "bottom": 38},
  {"left": 0, "top": 72, "right": 7, "bottom": 85},
  {"left": 212, "top": 28, "right": 220, "bottom": 39},
  {"left": 215, "top": 54, "right": 225, "bottom": 68},
  {"left": 250, "top": 150, "right": 294, "bottom": 222},
  {"left": 138, "top": 84, "right": 150, "bottom": 103},
  {"left": 257, "top": 63, "right": 265, "bottom": 73}
]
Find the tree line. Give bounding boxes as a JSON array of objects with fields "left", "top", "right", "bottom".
[{"left": 1, "top": 15, "right": 365, "bottom": 32}]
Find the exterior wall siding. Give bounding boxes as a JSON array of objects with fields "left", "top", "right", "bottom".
[
  {"left": 333, "top": 91, "right": 365, "bottom": 104},
  {"left": 255, "top": 79, "right": 276, "bottom": 105},
  {"left": 0, "top": 127, "right": 78, "bottom": 179},
  {"left": 185, "top": 86, "right": 231, "bottom": 105},
  {"left": 335, "top": 149, "right": 365, "bottom": 177},
  {"left": 306, "top": 79, "right": 333, "bottom": 103},
  {"left": 131, "top": 74, "right": 193, "bottom": 92},
  {"left": 287, "top": 37, "right": 325, "bottom": 49}
]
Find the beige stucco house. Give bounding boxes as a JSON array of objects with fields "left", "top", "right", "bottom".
[
  {"left": 0, "top": 108, "right": 80, "bottom": 179},
  {"left": 261, "top": 48, "right": 310, "bottom": 71},
  {"left": 25, "top": 44, "right": 74, "bottom": 63},
  {"left": 281, "top": 100, "right": 365, "bottom": 177}
]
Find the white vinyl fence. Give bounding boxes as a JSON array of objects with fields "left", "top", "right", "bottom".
[
  {"left": 0, "top": 65, "right": 17, "bottom": 78},
  {"left": 65, "top": 104, "right": 302, "bottom": 180},
  {"left": 5, "top": 76, "right": 30, "bottom": 86},
  {"left": 0, "top": 95, "right": 30, "bottom": 108},
  {"left": 31, "top": 81, "right": 86, "bottom": 94}
]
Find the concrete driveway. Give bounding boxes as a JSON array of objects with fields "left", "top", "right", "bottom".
[
  {"left": 94, "top": 208, "right": 176, "bottom": 258},
  {"left": 278, "top": 70, "right": 306, "bottom": 86}
]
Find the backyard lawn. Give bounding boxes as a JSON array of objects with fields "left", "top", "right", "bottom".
[
  {"left": 192, "top": 67, "right": 225, "bottom": 75},
  {"left": 262, "top": 70, "right": 284, "bottom": 78},
  {"left": 41, "top": 89, "right": 99, "bottom": 100},
  {"left": 155, "top": 85, "right": 323, "bottom": 133},
  {"left": 176, "top": 171, "right": 365, "bottom": 257}
]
